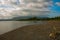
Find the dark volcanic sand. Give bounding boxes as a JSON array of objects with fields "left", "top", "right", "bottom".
[{"left": 0, "top": 21, "right": 60, "bottom": 40}]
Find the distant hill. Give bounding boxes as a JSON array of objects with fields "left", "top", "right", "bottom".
[
  {"left": 0, "top": 16, "right": 60, "bottom": 21},
  {"left": 0, "top": 16, "right": 32, "bottom": 21}
]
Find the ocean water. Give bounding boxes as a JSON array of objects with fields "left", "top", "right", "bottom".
[{"left": 0, "top": 21, "right": 45, "bottom": 35}]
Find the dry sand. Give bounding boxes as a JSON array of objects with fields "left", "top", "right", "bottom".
[{"left": 0, "top": 21, "right": 60, "bottom": 40}]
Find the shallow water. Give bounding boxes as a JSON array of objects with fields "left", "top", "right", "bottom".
[{"left": 0, "top": 21, "right": 45, "bottom": 35}]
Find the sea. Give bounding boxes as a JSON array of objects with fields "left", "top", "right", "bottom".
[{"left": 0, "top": 21, "right": 46, "bottom": 35}]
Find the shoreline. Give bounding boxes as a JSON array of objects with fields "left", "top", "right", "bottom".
[{"left": 0, "top": 21, "right": 60, "bottom": 40}]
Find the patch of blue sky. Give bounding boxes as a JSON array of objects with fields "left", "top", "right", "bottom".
[
  {"left": 52, "top": 0, "right": 60, "bottom": 3},
  {"left": 47, "top": 0, "right": 60, "bottom": 18},
  {"left": 49, "top": 5, "right": 60, "bottom": 12},
  {"left": 48, "top": 0, "right": 60, "bottom": 12},
  {"left": 48, "top": 6, "right": 60, "bottom": 17}
]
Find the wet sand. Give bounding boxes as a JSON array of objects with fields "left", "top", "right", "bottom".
[{"left": 0, "top": 21, "right": 60, "bottom": 40}]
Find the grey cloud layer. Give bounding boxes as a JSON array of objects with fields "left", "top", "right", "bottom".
[
  {"left": 21, "top": 0, "right": 51, "bottom": 16},
  {"left": 0, "top": 0, "right": 52, "bottom": 19}
]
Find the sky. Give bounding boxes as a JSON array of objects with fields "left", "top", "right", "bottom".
[
  {"left": 47, "top": 0, "right": 60, "bottom": 17},
  {"left": 0, "top": 0, "right": 60, "bottom": 19},
  {"left": 21, "top": 0, "right": 60, "bottom": 18},
  {"left": 48, "top": 0, "right": 60, "bottom": 11}
]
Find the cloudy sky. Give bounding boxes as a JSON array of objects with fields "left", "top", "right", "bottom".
[
  {"left": 0, "top": 0, "right": 60, "bottom": 19},
  {"left": 22, "top": 0, "right": 60, "bottom": 17}
]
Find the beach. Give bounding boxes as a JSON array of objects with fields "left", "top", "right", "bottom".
[{"left": 0, "top": 21, "right": 60, "bottom": 40}]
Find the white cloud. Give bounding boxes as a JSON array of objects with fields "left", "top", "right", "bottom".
[
  {"left": 0, "top": 0, "right": 52, "bottom": 19},
  {"left": 22, "top": 0, "right": 50, "bottom": 11},
  {"left": 47, "top": 1, "right": 53, "bottom": 6},
  {"left": 38, "top": 0, "right": 44, "bottom": 1},
  {"left": 56, "top": 2, "right": 60, "bottom": 6},
  {"left": 20, "top": 0, "right": 50, "bottom": 16}
]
